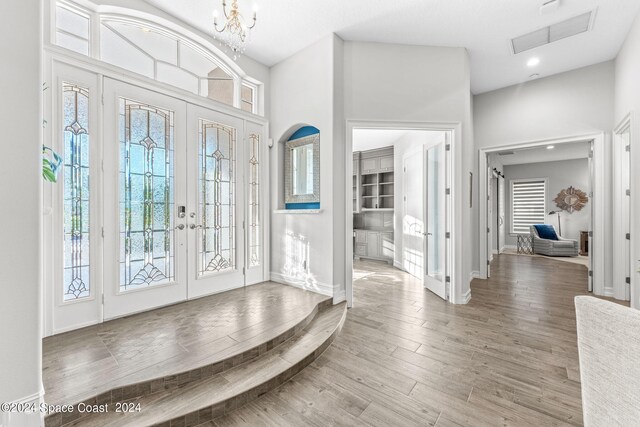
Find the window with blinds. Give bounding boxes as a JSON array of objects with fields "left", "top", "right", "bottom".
[{"left": 511, "top": 179, "right": 546, "bottom": 234}]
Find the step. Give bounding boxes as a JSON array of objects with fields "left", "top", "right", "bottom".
[
  {"left": 55, "top": 302, "right": 347, "bottom": 427},
  {"left": 44, "top": 289, "right": 332, "bottom": 426}
]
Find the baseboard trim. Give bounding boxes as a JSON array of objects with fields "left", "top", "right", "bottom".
[
  {"left": 504, "top": 244, "right": 517, "bottom": 250},
  {"left": 270, "top": 272, "right": 333, "bottom": 297},
  {"left": 603, "top": 286, "right": 615, "bottom": 297},
  {"left": 470, "top": 271, "right": 480, "bottom": 281},
  {"left": 455, "top": 289, "right": 472, "bottom": 304},
  {"left": 1, "top": 389, "right": 44, "bottom": 427},
  {"left": 333, "top": 288, "right": 346, "bottom": 304}
]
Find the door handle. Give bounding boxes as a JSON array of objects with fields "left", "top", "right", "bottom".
[
  {"left": 190, "top": 224, "right": 203, "bottom": 230},
  {"left": 175, "top": 224, "right": 185, "bottom": 230}
]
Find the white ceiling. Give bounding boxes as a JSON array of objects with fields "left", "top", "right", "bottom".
[
  {"left": 494, "top": 141, "right": 591, "bottom": 165},
  {"left": 143, "top": 0, "right": 640, "bottom": 94}
]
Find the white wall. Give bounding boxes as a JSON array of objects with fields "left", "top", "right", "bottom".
[
  {"left": 474, "top": 61, "right": 615, "bottom": 149},
  {"left": 344, "top": 41, "right": 474, "bottom": 303},
  {"left": 269, "top": 35, "right": 341, "bottom": 298},
  {"left": 0, "top": 2, "right": 43, "bottom": 426},
  {"left": 504, "top": 159, "right": 590, "bottom": 246},
  {"left": 615, "top": 12, "right": 640, "bottom": 308},
  {"left": 474, "top": 61, "right": 615, "bottom": 289}
]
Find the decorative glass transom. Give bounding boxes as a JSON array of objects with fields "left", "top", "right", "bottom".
[
  {"left": 248, "top": 133, "right": 260, "bottom": 267},
  {"left": 198, "top": 119, "right": 236, "bottom": 276},
  {"left": 119, "top": 98, "right": 175, "bottom": 291},
  {"left": 63, "top": 84, "right": 91, "bottom": 301}
]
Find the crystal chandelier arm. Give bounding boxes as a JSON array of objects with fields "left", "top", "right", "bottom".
[
  {"left": 222, "top": 0, "right": 230, "bottom": 19},
  {"left": 247, "top": 12, "right": 257, "bottom": 30}
]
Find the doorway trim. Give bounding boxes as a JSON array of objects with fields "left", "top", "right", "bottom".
[
  {"left": 613, "top": 113, "right": 634, "bottom": 304},
  {"left": 345, "top": 120, "right": 460, "bottom": 308},
  {"left": 478, "top": 132, "right": 606, "bottom": 296}
]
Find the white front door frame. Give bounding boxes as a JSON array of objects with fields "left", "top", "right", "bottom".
[
  {"left": 478, "top": 133, "right": 607, "bottom": 297},
  {"left": 345, "top": 120, "right": 460, "bottom": 308}
]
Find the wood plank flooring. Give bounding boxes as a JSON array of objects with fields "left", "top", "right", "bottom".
[
  {"left": 43, "top": 282, "right": 330, "bottom": 408},
  {"left": 208, "top": 255, "right": 628, "bottom": 426}
]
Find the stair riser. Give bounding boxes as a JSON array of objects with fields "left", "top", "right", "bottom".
[
  {"left": 156, "top": 305, "right": 346, "bottom": 427},
  {"left": 45, "top": 299, "right": 333, "bottom": 427}
]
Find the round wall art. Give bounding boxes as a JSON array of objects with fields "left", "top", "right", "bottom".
[{"left": 554, "top": 186, "right": 588, "bottom": 213}]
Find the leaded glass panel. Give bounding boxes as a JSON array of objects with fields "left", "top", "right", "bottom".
[
  {"left": 119, "top": 98, "right": 175, "bottom": 291},
  {"left": 63, "top": 84, "right": 91, "bottom": 301},
  {"left": 248, "top": 133, "right": 260, "bottom": 267},
  {"left": 198, "top": 120, "right": 236, "bottom": 276}
]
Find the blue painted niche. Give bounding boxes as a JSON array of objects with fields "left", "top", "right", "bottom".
[{"left": 286, "top": 126, "right": 320, "bottom": 210}]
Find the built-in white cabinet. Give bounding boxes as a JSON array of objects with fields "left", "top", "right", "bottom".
[
  {"left": 379, "top": 155, "right": 394, "bottom": 172},
  {"left": 354, "top": 146, "right": 394, "bottom": 211},
  {"left": 361, "top": 157, "right": 379, "bottom": 174},
  {"left": 353, "top": 152, "right": 360, "bottom": 213},
  {"left": 354, "top": 229, "right": 393, "bottom": 264}
]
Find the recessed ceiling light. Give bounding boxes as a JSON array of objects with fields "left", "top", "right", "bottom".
[
  {"left": 141, "top": 27, "right": 151, "bottom": 33},
  {"left": 547, "top": 145, "right": 555, "bottom": 150},
  {"left": 527, "top": 57, "right": 540, "bottom": 67}
]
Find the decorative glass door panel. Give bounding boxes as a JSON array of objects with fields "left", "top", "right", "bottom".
[
  {"left": 120, "top": 99, "right": 175, "bottom": 290},
  {"left": 103, "top": 79, "right": 187, "bottom": 320},
  {"left": 63, "top": 84, "right": 91, "bottom": 301},
  {"left": 197, "top": 119, "right": 236, "bottom": 277},
  {"left": 245, "top": 121, "right": 265, "bottom": 285},
  {"left": 49, "top": 63, "right": 102, "bottom": 335},
  {"left": 187, "top": 104, "right": 245, "bottom": 298}
]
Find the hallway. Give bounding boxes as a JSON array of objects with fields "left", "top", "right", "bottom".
[{"left": 209, "top": 256, "right": 614, "bottom": 426}]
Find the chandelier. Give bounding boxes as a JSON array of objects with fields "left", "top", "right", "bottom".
[{"left": 213, "top": 0, "right": 257, "bottom": 60}]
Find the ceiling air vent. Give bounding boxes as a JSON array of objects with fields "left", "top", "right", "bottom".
[{"left": 511, "top": 11, "right": 594, "bottom": 54}]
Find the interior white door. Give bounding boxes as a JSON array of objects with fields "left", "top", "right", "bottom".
[
  {"left": 402, "top": 150, "right": 425, "bottom": 279},
  {"left": 186, "top": 104, "right": 245, "bottom": 298},
  {"left": 497, "top": 175, "right": 506, "bottom": 253},
  {"left": 424, "top": 141, "right": 447, "bottom": 299},
  {"left": 103, "top": 78, "right": 188, "bottom": 320}
]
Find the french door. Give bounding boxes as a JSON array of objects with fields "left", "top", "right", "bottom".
[
  {"left": 401, "top": 134, "right": 449, "bottom": 300},
  {"left": 51, "top": 76, "right": 266, "bottom": 328}
]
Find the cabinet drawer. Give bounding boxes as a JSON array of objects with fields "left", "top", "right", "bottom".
[{"left": 355, "top": 244, "right": 367, "bottom": 256}]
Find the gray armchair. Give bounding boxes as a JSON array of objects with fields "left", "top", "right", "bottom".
[{"left": 530, "top": 225, "right": 579, "bottom": 257}]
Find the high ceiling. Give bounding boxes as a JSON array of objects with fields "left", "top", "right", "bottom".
[{"left": 144, "top": 0, "right": 640, "bottom": 94}]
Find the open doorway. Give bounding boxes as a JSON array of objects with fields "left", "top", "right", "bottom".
[
  {"left": 347, "top": 125, "right": 453, "bottom": 306},
  {"left": 480, "top": 136, "right": 601, "bottom": 294}
]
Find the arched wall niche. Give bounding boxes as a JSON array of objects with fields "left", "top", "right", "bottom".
[{"left": 277, "top": 124, "right": 321, "bottom": 210}]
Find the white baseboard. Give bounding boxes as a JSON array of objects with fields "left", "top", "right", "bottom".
[
  {"left": 454, "top": 289, "right": 472, "bottom": 304},
  {"left": 1, "top": 389, "right": 43, "bottom": 427},
  {"left": 393, "top": 260, "right": 403, "bottom": 270},
  {"left": 603, "top": 286, "right": 615, "bottom": 298},
  {"left": 470, "top": 271, "right": 480, "bottom": 280},
  {"left": 333, "top": 288, "right": 346, "bottom": 304},
  {"left": 492, "top": 249, "right": 499, "bottom": 255},
  {"left": 504, "top": 244, "right": 517, "bottom": 250},
  {"left": 270, "top": 272, "right": 333, "bottom": 297}
]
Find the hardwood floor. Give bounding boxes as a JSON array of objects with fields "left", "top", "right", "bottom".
[
  {"left": 43, "top": 282, "right": 330, "bottom": 408},
  {"left": 209, "top": 255, "right": 626, "bottom": 427}
]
